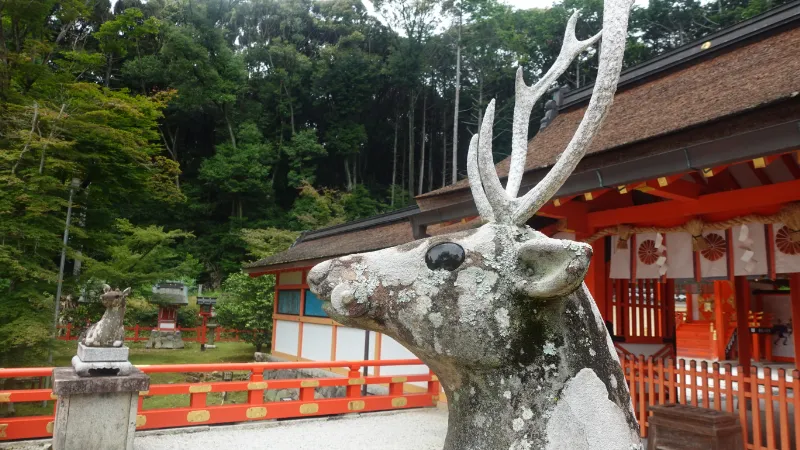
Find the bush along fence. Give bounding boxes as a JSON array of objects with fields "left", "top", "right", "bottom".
[
  {"left": 620, "top": 355, "right": 799, "bottom": 450},
  {"left": 0, "top": 359, "right": 439, "bottom": 441},
  {"left": 56, "top": 324, "right": 263, "bottom": 343}
]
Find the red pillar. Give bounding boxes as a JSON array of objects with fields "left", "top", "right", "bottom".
[
  {"left": 585, "top": 237, "right": 608, "bottom": 320},
  {"left": 790, "top": 274, "right": 800, "bottom": 368},
  {"left": 713, "top": 281, "right": 727, "bottom": 360},
  {"left": 734, "top": 276, "right": 752, "bottom": 374}
]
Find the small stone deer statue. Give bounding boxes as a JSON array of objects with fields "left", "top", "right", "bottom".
[
  {"left": 82, "top": 285, "right": 131, "bottom": 348},
  {"left": 308, "top": 0, "right": 639, "bottom": 449}
]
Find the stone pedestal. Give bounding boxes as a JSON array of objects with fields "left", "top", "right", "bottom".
[
  {"left": 52, "top": 367, "right": 149, "bottom": 450},
  {"left": 72, "top": 343, "right": 134, "bottom": 376},
  {"left": 145, "top": 329, "right": 184, "bottom": 349},
  {"left": 205, "top": 323, "right": 218, "bottom": 349}
]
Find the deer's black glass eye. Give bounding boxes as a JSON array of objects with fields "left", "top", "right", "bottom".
[{"left": 425, "top": 243, "right": 465, "bottom": 271}]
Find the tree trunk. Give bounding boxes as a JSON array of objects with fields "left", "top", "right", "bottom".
[
  {"left": 344, "top": 159, "right": 353, "bottom": 191},
  {"left": 391, "top": 117, "right": 398, "bottom": 207},
  {"left": 418, "top": 92, "right": 427, "bottom": 196},
  {"left": 39, "top": 103, "right": 67, "bottom": 175},
  {"left": 0, "top": 12, "right": 9, "bottom": 93},
  {"left": 408, "top": 93, "right": 415, "bottom": 196},
  {"left": 225, "top": 105, "right": 237, "bottom": 150},
  {"left": 11, "top": 101, "right": 39, "bottom": 175},
  {"left": 442, "top": 108, "right": 448, "bottom": 188},
  {"left": 282, "top": 82, "right": 296, "bottom": 135},
  {"left": 104, "top": 53, "right": 113, "bottom": 87},
  {"left": 451, "top": 8, "right": 462, "bottom": 185},
  {"left": 428, "top": 130, "right": 433, "bottom": 192}
]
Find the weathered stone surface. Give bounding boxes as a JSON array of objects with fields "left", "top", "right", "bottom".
[
  {"left": 145, "top": 330, "right": 185, "bottom": 349},
  {"left": 253, "top": 352, "right": 268, "bottom": 362},
  {"left": 53, "top": 367, "right": 150, "bottom": 396},
  {"left": 71, "top": 356, "right": 135, "bottom": 377},
  {"left": 77, "top": 342, "right": 129, "bottom": 362},
  {"left": 306, "top": 1, "right": 639, "bottom": 448},
  {"left": 82, "top": 285, "right": 130, "bottom": 348},
  {"left": 52, "top": 367, "right": 148, "bottom": 450}
]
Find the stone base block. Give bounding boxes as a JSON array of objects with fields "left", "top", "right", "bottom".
[
  {"left": 71, "top": 355, "right": 135, "bottom": 377},
  {"left": 77, "top": 342, "right": 129, "bottom": 362},
  {"left": 204, "top": 344, "right": 216, "bottom": 349},
  {"left": 145, "top": 330, "right": 185, "bottom": 349},
  {"left": 53, "top": 367, "right": 149, "bottom": 450}
]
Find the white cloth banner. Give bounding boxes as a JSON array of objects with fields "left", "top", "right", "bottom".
[
  {"left": 732, "top": 223, "right": 768, "bottom": 276},
  {"left": 665, "top": 232, "right": 694, "bottom": 279},
  {"left": 609, "top": 236, "right": 631, "bottom": 279},
  {"left": 635, "top": 232, "right": 662, "bottom": 279},
  {"left": 773, "top": 222, "right": 800, "bottom": 274},
  {"left": 699, "top": 231, "right": 728, "bottom": 278}
]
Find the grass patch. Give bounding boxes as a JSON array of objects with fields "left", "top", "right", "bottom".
[{"left": 3, "top": 340, "right": 260, "bottom": 417}]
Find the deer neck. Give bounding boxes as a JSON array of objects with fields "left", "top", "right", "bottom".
[{"left": 436, "top": 288, "right": 641, "bottom": 450}]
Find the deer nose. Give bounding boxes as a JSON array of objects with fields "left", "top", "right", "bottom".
[{"left": 307, "top": 260, "right": 332, "bottom": 290}]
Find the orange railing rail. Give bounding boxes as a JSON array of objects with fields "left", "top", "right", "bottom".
[
  {"left": 0, "top": 359, "right": 439, "bottom": 442},
  {"left": 56, "top": 324, "right": 263, "bottom": 343},
  {"left": 621, "top": 355, "right": 799, "bottom": 450}
]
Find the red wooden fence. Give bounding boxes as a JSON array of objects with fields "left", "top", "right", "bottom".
[
  {"left": 621, "top": 355, "right": 799, "bottom": 450},
  {"left": 0, "top": 359, "right": 438, "bottom": 441},
  {"left": 56, "top": 324, "right": 262, "bottom": 343}
]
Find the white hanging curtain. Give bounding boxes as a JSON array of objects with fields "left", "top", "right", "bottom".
[
  {"left": 665, "top": 232, "right": 694, "bottom": 279},
  {"left": 773, "top": 222, "right": 800, "bottom": 273},
  {"left": 732, "top": 223, "right": 768, "bottom": 276},
  {"left": 609, "top": 235, "right": 632, "bottom": 279},
  {"left": 698, "top": 230, "right": 729, "bottom": 278},
  {"left": 634, "top": 232, "right": 664, "bottom": 279}
]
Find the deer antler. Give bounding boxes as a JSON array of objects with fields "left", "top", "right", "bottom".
[
  {"left": 506, "top": 11, "right": 602, "bottom": 199},
  {"left": 468, "top": 0, "right": 632, "bottom": 226}
]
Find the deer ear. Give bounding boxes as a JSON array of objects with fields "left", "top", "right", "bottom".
[
  {"left": 122, "top": 287, "right": 131, "bottom": 296},
  {"left": 516, "top": 237, "right": 592, "bottom": 299},
  {"left": 103, "top": 284, "right": 111, "bottom": 293}
]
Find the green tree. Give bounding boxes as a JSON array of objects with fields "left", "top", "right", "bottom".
[{"left": 215, "top": 272, "right": 274, "bottom": 352}]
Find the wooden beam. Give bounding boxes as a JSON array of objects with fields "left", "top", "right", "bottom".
[
  {"left": 636, "top": 178, "right": 702, "bottom": 201},
  {"left": 735, "top": 276, "right": 752, "bottom": 374},
  {"left": 537, "top": 201, "right": 589, "bottom": 233},
  {"left": 589, "top": 178, "right": 800, "bottom": 228},
  {"left": 748, "top": 161, "right": 773, "bottom": 186},
  {"left": 781, "top": 153, "right": 800, "bottom": 180},
  {"left": 553, "top": 195, "right": 579, "bottom": 207}
]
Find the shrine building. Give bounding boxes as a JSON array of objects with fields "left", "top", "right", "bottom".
[{"left": 244, "top": 2, "right": 800, "bottom": 375}]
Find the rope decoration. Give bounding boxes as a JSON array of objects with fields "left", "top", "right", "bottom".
[
  {"left": 615, "top": 224, "right": 633, "bottom": 249},
  {"left": 581, "top": 202, "right": 800, "bottom": 245}
]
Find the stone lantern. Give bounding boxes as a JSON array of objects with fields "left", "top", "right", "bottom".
[
  {"left": 145, "top": 281, "right": 188, "bottom": 349},
  {"left": 197, "top": 296, "right": 218, "bottom": 349}
]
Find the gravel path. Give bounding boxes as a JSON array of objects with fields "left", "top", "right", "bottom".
[{"left": 135, "top": 408, "right": 448, "bottom": 450}]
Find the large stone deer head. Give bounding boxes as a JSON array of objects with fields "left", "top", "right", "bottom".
[{"left": 309, "top": 1, "right": 641, "bottom": 449}]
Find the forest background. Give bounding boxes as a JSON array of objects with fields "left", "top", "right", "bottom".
[{"left": 1, "top": 0, "right": 786, "bottom": 361}]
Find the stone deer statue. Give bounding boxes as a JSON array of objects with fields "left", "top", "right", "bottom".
[
  {"left": 82, "top": 285, "right": 130, "bottom": 348},
  {"left": 308, "top": 1, "right": 640, "bottom": 449}
]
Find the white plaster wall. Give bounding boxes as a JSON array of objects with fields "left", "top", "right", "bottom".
[
  {"left": 274, "top": 320, "right": 299, "bottom": 356},
  {"left": 301, "top": 323, "right": 333, "bottom": 361},
  {"left": 335, "top": 327, "right": 378, "bottom": 374},
  {"left": 379, "top": 335, "right": 428, "bottom": 388}
]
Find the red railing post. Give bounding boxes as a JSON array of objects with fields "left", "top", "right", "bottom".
[
  {"left": 427, "top": 370, "right": 440, "bottom": 405},
  {"left": 66, "top": 323, "right": 72, "bottom": 340},
  {"left": 134, "top": 324, "right": 140, "bottom": 342},
  {"left": 346, "top": 365, "right": 362, "bottom": 398},
  {"left": 247, "top": 370, "right": 265, "bottom": 405}
]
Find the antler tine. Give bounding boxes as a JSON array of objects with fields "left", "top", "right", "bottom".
[
  {"left": 512, "top": 0, "right": 632, "bottom": 225},
  {"left": 505, "top": 10, "right": 602, "bottom": 199},
  {"left": 467, "top": 133, "right": 495, "bottom": 222},
  {"left": 476, "top": 99, "right": 513, "bottom": 221}
]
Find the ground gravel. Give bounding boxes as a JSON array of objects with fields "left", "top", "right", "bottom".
[{"left": 135, "top": 408, "right": 448, "bottom": 450}]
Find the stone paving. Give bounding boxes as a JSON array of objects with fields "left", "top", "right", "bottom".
[{"left": 134, "top": 408, "right": 448, "bottom": 450}]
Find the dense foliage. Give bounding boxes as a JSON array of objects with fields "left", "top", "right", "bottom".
[{"left": 0, "top": 0, "right": 786, "bottom": 358}]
